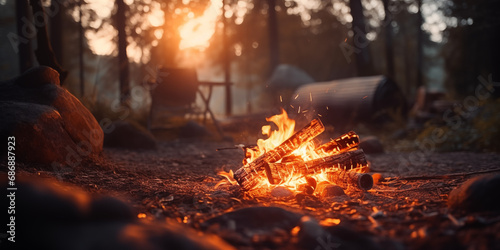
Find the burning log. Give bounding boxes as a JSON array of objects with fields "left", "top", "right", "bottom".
[
  {"left": 234, "top": 118, "right": 325, "bottom": 190},
  {"left": 314, "top": 131, "right": 360, "bottom": 155},
  {"left": 326, "top": 170, "right": 373, "bottom": 191},
  {"left": 269, "top": 149, "right": 368, "bottom": 182}
]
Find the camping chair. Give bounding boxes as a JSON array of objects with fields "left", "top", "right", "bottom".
[{"left": 147, "top": 67, "right": 230, "bottom": 138}]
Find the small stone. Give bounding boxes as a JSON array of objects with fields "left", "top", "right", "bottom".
[
  {"left": 315, "top": 181, "right": 330, "bottom": 194},
  {"left": 298, "top": 184, "right": 314, "bottom": 195},
  {"left": 179, "top": 121, "right": 212, "bottom": 138},
  {"left": 372, "top": 173, "right": 384, "bottom": 184},
  {"left": 359, "top": 136, "right": 384, "bottom": 154},
  {"left": 321, "top": 185, "right": 345, "bottom": 198},
  {"left": 271, "top": 186, "right": 294, "bottom": 198},
  {"left": 305, "top": 177, "right": 317, "bottom": 190},
  {"left": 295, "top": 193, "right": 307, "bottom": 203}
]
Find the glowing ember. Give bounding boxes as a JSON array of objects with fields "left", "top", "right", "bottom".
[
  {"left": 320, "top": 218, "right": 341, "bottom": 226},
  {"left": 218, "top": 109, "right": 368, "bottom": 194}
]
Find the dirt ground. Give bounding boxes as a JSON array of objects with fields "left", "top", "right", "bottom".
[{"left": 13, "top": 130, "right": 500, "bottom": 249}]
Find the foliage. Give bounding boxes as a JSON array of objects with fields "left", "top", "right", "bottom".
[{"left": 416, "top": 100, "right": 500, "bottom": 152}]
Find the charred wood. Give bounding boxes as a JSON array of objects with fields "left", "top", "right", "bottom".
[
  {"left": 234, "top": 119, "right": 325, "bottom": 190},
  {"left": 326, "top": 171, "right": 373, "bottom": 191},
  {"left": 269, "top": 149, "right": 367, "bottom": 181},
  {"left": 314, "top": 131, "right": 360, "bottom": 155}
]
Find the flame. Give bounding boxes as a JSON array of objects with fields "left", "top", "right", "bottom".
[
  {"left": 178, "top": 0, "right": 222, "bottom": 50},
  {"left": 217, "top": 109, "right": 363, "bottom": 194},
  {"left": 216, "top": 169, "right": 238, "bottom": 188}
]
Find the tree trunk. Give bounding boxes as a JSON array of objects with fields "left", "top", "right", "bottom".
[
  {"left": 116, "top": 0, "right": 130, "bottom": 105},
  {"left": 349, "top": 0, "right": 373, "bottom": 76},
  {"left": 49, "top": 0, "right": 63, "bottom": 65},
  {"left": 382, "top": 0, "right": 394, "bottom": 78},
  {"left": 15, "top": 0, "right": 34, "bottom": 73},
  {"left": 267, "top": 0, "right": 279, "bottom": 74},
  {"left": 416, "top": 0, "right": 423, "bottom": 88},
  {"left": 29, "top": 0, "right": 68, "bottom": 83},
  {"left": 221, "top": 0, "right": 232, "bottom": 116}
]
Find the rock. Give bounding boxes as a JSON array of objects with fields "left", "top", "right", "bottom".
[
  {"left": 0, "top": 102, "right": 91, "bottom": 165},
  {"left": 16, "top": 66, "right": 61, "bottom": 87},
  {"left": 89, "top": 196, "right": 135, "bottom": 222},
  {"left": 202, "top": 206, "right": 303, "bottom": 234},
  {"left": 297, "top": 216, "right": 342, "bottom": 249},
  {"left": 298, "top": 215, "right": 398, "bottom": 250},
  {"left": 359, "top": 136, "right": 384, "bottom": 154},
  {"left": 325, "top": 225, "right": 387, "bottom": 250},
  {"left": 179, "top": 120, "right": 212, "bottom": 138},
  {"left": 298, "top": 184, "right": 315, "bottom": 195},
  {"left": 320, "top": 184, "right": 345, "bottom": 198},
  {"left": 0, "top": 175, "right": 234, "bottom": 250},
  {"left": 295, "top": 193, "right": 307, "bottom": 203},
  {"left": 305, "top": 176, "right": 317, "bottom": 190},
  {"left": 372, "top": 173, "right": 384, "bottom": 184},
  {"left": 202, "top": 206, "right": 304, "bottom": 246},
  {"left": 271, "top": 186, "right": 294, "bottom": 198},
  {"left": 448, "top": 174, "right": 500, "bottom": 212},
  {"left": 316, "top": 181, "right": 345, "bottom": 197},
  {"left": 0, "top": 66, "right": 103, "bottom": 165},
  {"left": 104, "top": 121, "right": 157, "bottom": 150}
]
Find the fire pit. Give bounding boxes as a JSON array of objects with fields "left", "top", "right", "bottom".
[{"left": 218, "top": 109, "right": 374, "bottom": 198}]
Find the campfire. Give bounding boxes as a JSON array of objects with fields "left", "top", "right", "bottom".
[{"left": 219, "top": 109, "right": 373, "bottom": 196}]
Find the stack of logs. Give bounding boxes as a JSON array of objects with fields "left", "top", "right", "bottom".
[{"left": 234, "top": 118, "right": 373, "bottom": 192}]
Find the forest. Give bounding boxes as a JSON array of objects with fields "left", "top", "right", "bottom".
[{"left": 1, "top": 0, "right": 498, "bottom": 115}]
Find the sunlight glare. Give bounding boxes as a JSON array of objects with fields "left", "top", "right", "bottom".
[
  {"left": 178, "top": 0, "right": 223, "bottom": 50},
  {"left": 148, "top": 6, "right": 165, "bottom": 27}
]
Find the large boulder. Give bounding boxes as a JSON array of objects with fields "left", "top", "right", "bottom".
[
  {"left": 0, "top": 66, "right": 103, "bottom": 166},
  {"left": 0, "top": 175, "right": 234, "bottom": 250}
]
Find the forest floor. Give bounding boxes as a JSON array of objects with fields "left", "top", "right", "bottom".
[{"left": 11, "top": 117, "right": 500, "bottom": 249}]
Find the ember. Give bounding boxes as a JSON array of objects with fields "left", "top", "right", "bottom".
[{"left": 218, "top": 109, "right": 373, "bottom": 195}]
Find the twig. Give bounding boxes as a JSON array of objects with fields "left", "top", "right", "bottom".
[
  {"left": 382, "top": 168, "right": 500, "bottom": 182},
  {"left": 216, "top": 144, "right": 256, "bottom": 151}
]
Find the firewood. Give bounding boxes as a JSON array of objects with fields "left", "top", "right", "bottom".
[
  {"left": 304, "top": 149, "right": 367, "bottom": 175},
  {"left": 326, "top": 170, "right": 373, "bottom": 191},
  {"left": 314, "top": 131, "right": 360, "bottom": 155},
  {"left": 269, "top": 149, "right": 367, "bottom": 181},
  {"left": 234, "top": 118, "right": 325, "bottom": 190}
]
